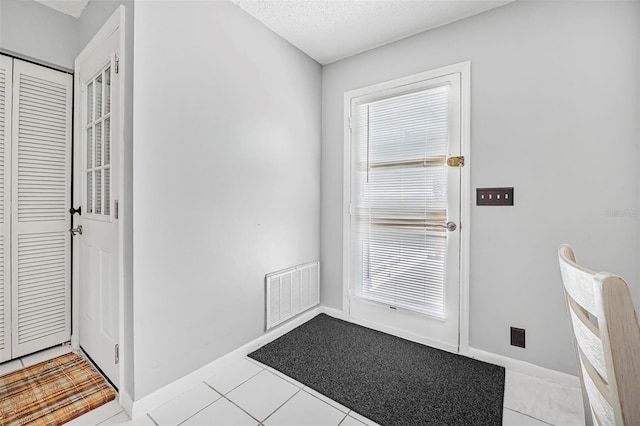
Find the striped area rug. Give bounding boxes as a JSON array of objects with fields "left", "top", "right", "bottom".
[{"left": 0, "top": 352, "right": 116, "bottom": 425}]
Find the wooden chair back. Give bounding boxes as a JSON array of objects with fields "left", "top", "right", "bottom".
[{"left": 558, "top": 244, "right": 640, "bottom": 425}]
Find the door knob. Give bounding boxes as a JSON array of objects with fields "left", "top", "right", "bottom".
[
  {"left": 69, "top": 225, "right": 83, "bottom": 236},
  {"left": 424, "top": 221, "right": 457, "bottom": 231}
]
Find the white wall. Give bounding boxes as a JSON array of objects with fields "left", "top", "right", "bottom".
[
  {"left": 0, "top": 0, "right": 77, "bottom": 70},
  {"left": 76, "top": 0, "right": 136, "bottom": 400},
  {"left": 321, "top": 1, "right": 640, "bottom": 375},
  {"left": 133, "top": 1, "right": 321, "bottom": 398}
]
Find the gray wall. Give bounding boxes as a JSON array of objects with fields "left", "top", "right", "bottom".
[
  {"left": 321, "top": 0, "right": 640, "bottom": 375},
  {"left": 133, "top": 1, "right": 321, "bottom": 397},
  {"left": 76, "top": 0, "right": 136, "bottom": 400},
  {"left": 0, "top": 0, "right": 77, "bottom": 70}
]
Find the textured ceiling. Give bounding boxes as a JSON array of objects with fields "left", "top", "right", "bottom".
[
  {"left": 30, "top": 0, "right": 513, "bottom": 61},
  {"left": 33, "top": 0, "right": 90, "bottom": 18},
  {"left": 233, "top": 0, "right": 513, "bottom": 64}
]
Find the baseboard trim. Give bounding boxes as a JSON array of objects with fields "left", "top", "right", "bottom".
[
  {"left": 119, "top": 390, "right": 134, "bottom": 417},
  {"left": 320, "top": 306, "right": 347, "bottom": 320},
  {"left": 129, "top": 306, "right": 323, "bottom": 418},
  {"left": 467, "top": 347, "right": 580, "bottom": 388}
]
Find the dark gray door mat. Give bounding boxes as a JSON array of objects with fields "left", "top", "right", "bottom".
[{"left": 249, "top": 314, "right": 505, "bottom": 426}]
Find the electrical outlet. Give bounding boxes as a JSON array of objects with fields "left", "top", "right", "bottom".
[
  {"left": 477, "top": 187, "right": 514, "bottom": 206},
  {"left": 511, "top": 327, "right": 525, "bottom": 348}
]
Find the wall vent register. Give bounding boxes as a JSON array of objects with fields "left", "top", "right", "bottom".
[{"left": 265, "top": 261, "right": 319, "bottom": 330}]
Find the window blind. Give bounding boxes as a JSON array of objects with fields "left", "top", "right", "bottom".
[{"left": 352, "top": 84, "right": 450, "bottom": 319}]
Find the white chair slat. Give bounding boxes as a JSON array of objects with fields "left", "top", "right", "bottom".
[
  {"left": 580, "top": 358, "right": 614, "bottom": 425},
  {"left": 559, "top": 258, "right": 597, "bottom": 314},
  {"left": 569, "top": 302, "right": 607, "bottom": 381}
]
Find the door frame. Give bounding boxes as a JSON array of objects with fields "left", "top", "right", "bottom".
[
  {"left": 341, "top": 61, "right": 471, "bottom": 354},
  {"left": 71, "top": 6, "right": 126, "bottom": 388}
]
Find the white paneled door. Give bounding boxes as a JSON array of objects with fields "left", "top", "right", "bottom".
[
  {"left": 347, "top": 70, "right": 463, "bottom": 353},
  {"left": 0, "top": 55, "right": 73, "bottom": 362},
  {"left": 74, "top": 26, "right": 121, "bottom": 387}
]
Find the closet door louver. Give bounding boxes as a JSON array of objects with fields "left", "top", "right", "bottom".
[
  {"left": 11, "top": 60, "right": 72, "bottom": 357},
  {"left": 0, "top": 56, "right": 12, "bottom": 362}
]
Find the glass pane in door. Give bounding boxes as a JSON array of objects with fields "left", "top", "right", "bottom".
[
  {"left": 96, "top": 74, "right": 103, "bottom": 119},
  {"left": 105, "top": 68, "right": 111, "bottom": 115}
]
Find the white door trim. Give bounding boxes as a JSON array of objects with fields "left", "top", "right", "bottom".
[
  {"left": 72, "top": 5, "right": 126, "bottom": 390},
  {"left": 341, "top": 61, "right": 471, "bottom": 354}
]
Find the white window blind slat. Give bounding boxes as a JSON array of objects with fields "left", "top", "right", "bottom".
[{"left": 352, "top": 83, "right": 451, "bottom": 319}]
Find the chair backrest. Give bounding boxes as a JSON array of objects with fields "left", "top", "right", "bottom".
[{"left": 558, "top": 244, "right": 640, "bottom": 426}]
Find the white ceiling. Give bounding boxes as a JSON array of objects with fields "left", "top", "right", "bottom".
[
  {"left": 232, "top": 0, "right": 514, "bottom": 64},
  {"left": 34, "top": 0, "right": 90, "bottom": 18}
]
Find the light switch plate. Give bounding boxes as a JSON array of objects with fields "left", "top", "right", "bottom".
[{"left": 477, "top": 187, "right": 514, "bottom": 206}]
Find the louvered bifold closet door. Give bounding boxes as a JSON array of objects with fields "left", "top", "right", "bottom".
[
  {"left": 11, "top": 60, "right": 72, "bottom": 357},
  {"left": 0, "top": 56, "right": 13, "bottom": 362}
]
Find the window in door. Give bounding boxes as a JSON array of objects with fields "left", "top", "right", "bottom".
[
  {"left": 85, "top": 66, "right": 111, "bottom": 218},
  {"left": 350, "top": 74, "right": 461, "bottom": 322}
]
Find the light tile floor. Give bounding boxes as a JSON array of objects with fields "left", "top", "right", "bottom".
[{"left": 2, "top": 346, "right": 584, "bottom": 426}]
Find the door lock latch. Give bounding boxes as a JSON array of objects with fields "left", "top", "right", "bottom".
[
  {"left": 69, "top": 206, "right": 81, "bottom": 216},
  {"left": 69, "top": 225, "right": 83, "bottom": 236}
]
